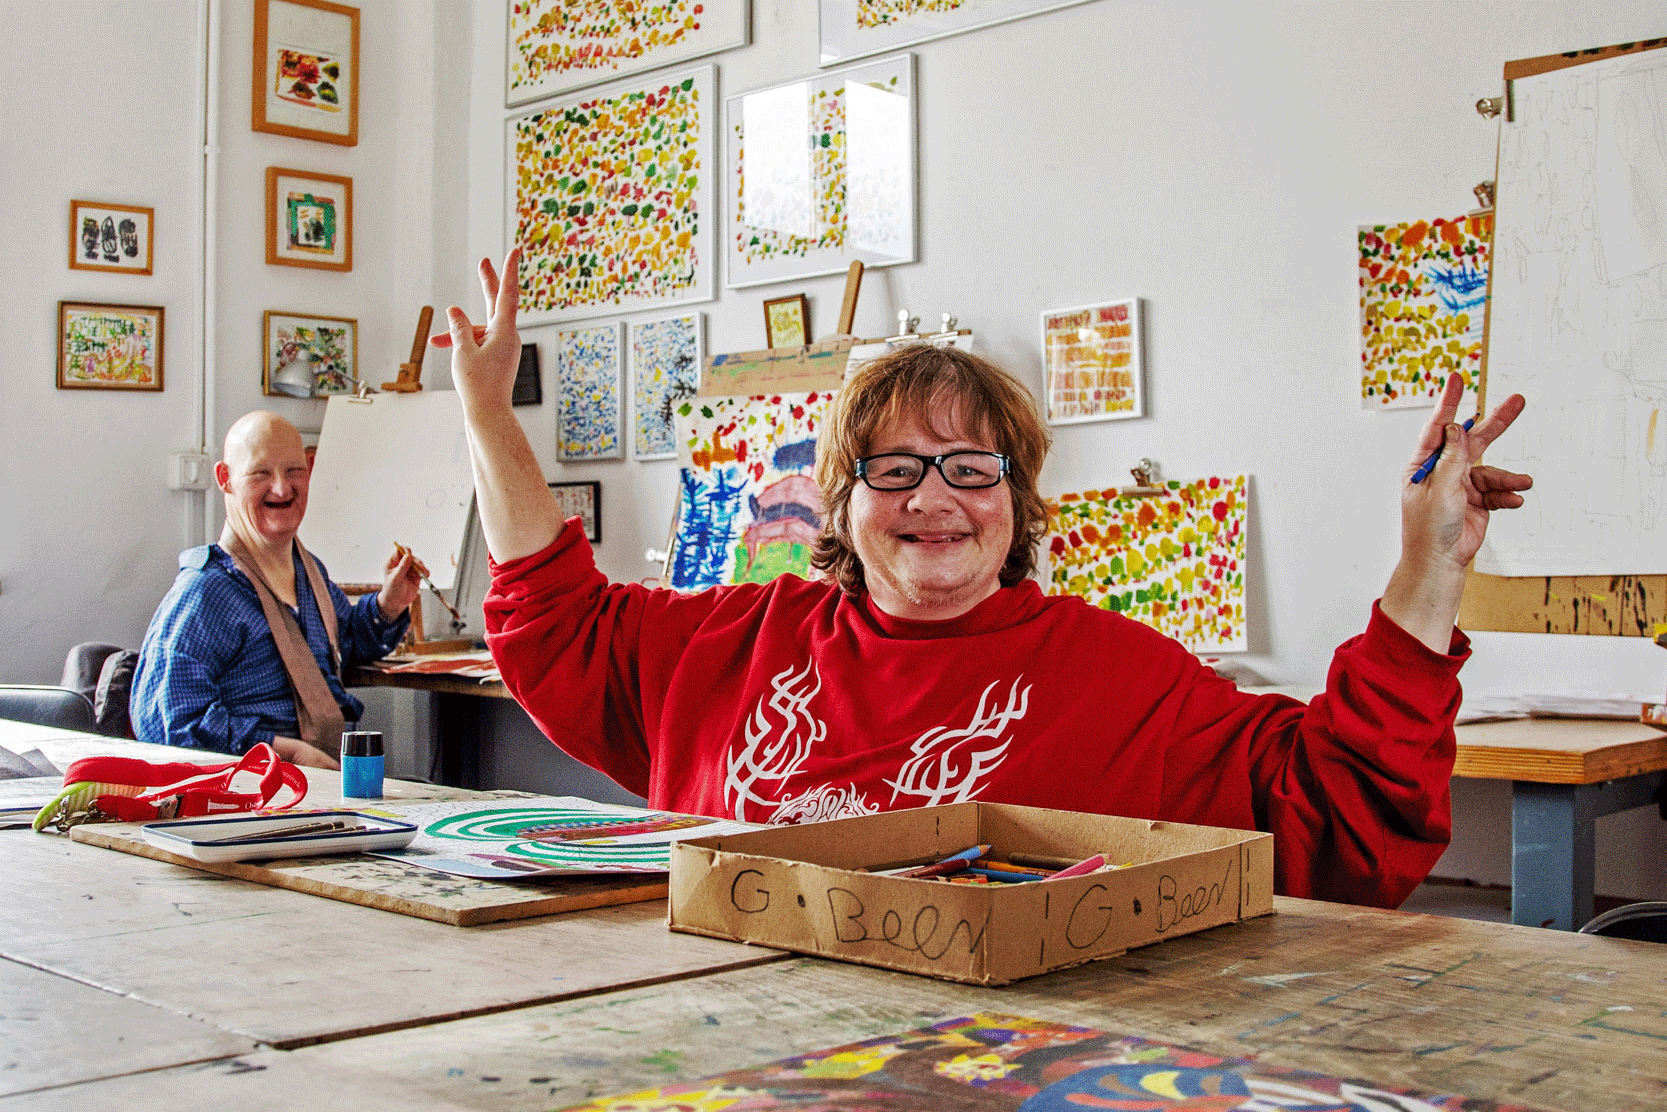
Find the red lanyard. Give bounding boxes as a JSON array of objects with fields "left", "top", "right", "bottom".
[{"left": 33, "top": 743, "right": 308, "bottom": 831}]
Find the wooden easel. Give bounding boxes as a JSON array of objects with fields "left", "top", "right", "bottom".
[{"left": 381, "top": 306, "right": 433, "bottom": 393}]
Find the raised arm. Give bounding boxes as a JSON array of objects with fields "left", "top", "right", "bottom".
[
  {"left": 1379, "top": 371, "right": 1532, "bottom": 651},
  {"left": 432, "top": 248, "right": 567, "bottom": 562}
]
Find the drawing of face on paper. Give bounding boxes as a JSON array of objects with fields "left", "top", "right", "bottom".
[
  {"left": 630, "top": 313, "right": 702, "bottom": 460},
  {"left": 509, "top": 66, "right": 714, "bottom": 324},
  {"left": 669, "top": 392, "right": 834, "bottom": 590},
  {"left": 1045, "top": 476, "right": 1249, "bottom": 653},
  {"left": 555, "top": 323, "right": 624, "bottom": 461},
  {"left": 1358, "top": 214, "right": 1489, "bottom": 408}
]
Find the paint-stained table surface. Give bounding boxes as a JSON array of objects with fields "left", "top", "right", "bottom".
[{"left": 10, "top": 897, "right": 1665, "bottom": 1112}]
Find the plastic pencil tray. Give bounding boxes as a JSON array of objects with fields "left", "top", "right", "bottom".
[{"left": 140, "top": 810, "right": 417, "bottom": 863}]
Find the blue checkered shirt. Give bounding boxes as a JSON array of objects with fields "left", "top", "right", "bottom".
[{"left": 132, "top": 544, "right": 409, "bottom": 754}]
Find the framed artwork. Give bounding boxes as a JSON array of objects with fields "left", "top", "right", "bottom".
[
  {"left": 548, "top": 480, "right": 602, "bottom": 544},
  {"left": 555, "top": 321, "right": 625, "bottom": 461},
  {"left": 57, "top": 302, "right": 164, "bottom": 391},
  {"left": 252, "top": 0, "right": 359, "bottom": 146},
  {"left": 1040, "top": 297, "right": 1144, "bottom": 425},
  {"left": 68, "top": 201, "right": 153, "bottom": 275},
  {"left": 725, "top": 54, "right": 915, "bottom": 289},
  {"left": 629, "top": 312, "right": 703, "bottom": 460},
  {"left": 818, "top": 0, "right": 1096, "bottom": 65},
  {"left": 1358, "top": 214, "right": 1488, "bottom": 408},
  {"left": 512, "top": 342, "right": 542, "bottom": 406},
  {"left": 262, "top": 310, "right": 358, "bottom": 397},
  {"left": 265, "top": 166, "right": 352, "bottom": 271},
  {"left": 506, "top": 0, "right": 748, "bottom": 107},
  {"left": 508, "top": 64, "right": 716, "bottom": 325},
  {"left": 763, "top": 294, "right": 810, "bottom": 348}
]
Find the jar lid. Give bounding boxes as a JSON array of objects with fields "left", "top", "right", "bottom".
[{"left": 341, "top": 730, "right": 383, "bottom": 757}]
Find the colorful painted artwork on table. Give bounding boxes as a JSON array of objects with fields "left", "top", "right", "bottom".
[
  {"left": 669, "top": 391, "right": 834, "bottom": 589},
  {"left": 630, "top": 313, "right": 703, "bottom": 459},
  {"left": 505, "top": 0, "right": 746, "bottom": 105},
  {"left": 1046, "top": 475, "right": 1249, "bottom": 652},
  {"left": 56, "top": 302, "right": 164, "bottom": 391},
  {"left": 509, "top": 65, "right": 714, "bottom": 325},
  {"left": 726, "top": 53, "right": 915, "bottom": 287},
  {"left": 560, "top": 1011, "right": 1546, "bottom": 1112},
  {"left": 556, "top": 322, "right": 625, "bottom": 460},
  {"left": 1041, "top": 298, "right": 1143, "bottom": 424},
  {"left": 1358, "top": 212, "right": 1490, "bottom": 408}
]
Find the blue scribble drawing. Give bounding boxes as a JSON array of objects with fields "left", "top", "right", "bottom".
[
  {"left": 1426, "top": 262, "right": 1489, "bottom": 313},
  {"left": 772, "top": 437, "right": 817, "bottom": 472},
  {"left": 671, "top": 465, "right": 746, "bottom": 589},
  {"left": 632, "top": 315, "right": 701, "bottom": 459}
]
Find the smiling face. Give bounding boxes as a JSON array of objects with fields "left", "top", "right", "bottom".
[
  {"left": 217, "top": 412, "right": 310, "bottom": 548},
  {"left": 849, "top": 403, "right": 1015, "bottom": 621}
]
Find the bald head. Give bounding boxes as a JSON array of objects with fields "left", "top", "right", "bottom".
[
  {"left": 218, "top": 410, "right": 311, "bottom": 549},
  {"left": 223, "top": 410, "right": 303, "bottom": 469}
]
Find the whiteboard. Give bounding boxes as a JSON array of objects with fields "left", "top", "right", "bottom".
[
  {"left": 1476, "top": 48, "right": 1667, "bottom": 577},
  {"left": 303, "top": 392, "right": 475, "bottom": 590}
]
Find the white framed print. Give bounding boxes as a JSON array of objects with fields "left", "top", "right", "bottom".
[
  {"left": 508, "top": 65, "right": 716, "bottom": 325},
  {"left": 818, "top": 0, "right": 1096, "bottom": 66},
  {"left": 506, "top": 0, "right": 748, "bottom": 106},
  {"left": 1040, "top": 298, "right": 1144, "bottom": 425},
  {"left": 725, "top": 53, "right": 915, "bottom": 289},
  {"left": 555, "top": 321, "right": 626, "bottom": 461},
  {"left": 629, "top": 312, "right": 704, "bottom": 461}
]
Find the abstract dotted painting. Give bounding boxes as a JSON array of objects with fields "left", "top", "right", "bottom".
[
  {"left": 1046, "top": 475, "right": 1249, "bottom": 652},
  {"left": 508, "top": 65, "right": 714, "bottom": 325},
  {"left": 555, "top": 322, "right": 624, "bottom": 461},
  {"left": 1040, "top": 297, "right": 1143, "bottom": 424},
  {"left": 1358, "top": 213, "right": 1490, "bottom": 408},
  {"left": 629, "top": 312, "right": 703, "bottom": 460},
  {"left": 505, "top": 0, "right": 746, "bottom": 106}
]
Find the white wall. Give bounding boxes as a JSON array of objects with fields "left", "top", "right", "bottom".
[{"left": 3, "top": 1, "right": 1662, "bottom": 894}]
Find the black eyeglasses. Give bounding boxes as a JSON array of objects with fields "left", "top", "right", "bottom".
[{"left": 855, "top": 451, "right": 1011, "bottom": 491}]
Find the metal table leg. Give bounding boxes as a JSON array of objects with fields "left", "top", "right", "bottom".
[{"left": 1511, "top": 772, "right": 1664, "bottom": 931}]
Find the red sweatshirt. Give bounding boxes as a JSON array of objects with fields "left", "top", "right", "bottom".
[{"left": 486, "top": 526, "right": 1466, "bottom": 907}]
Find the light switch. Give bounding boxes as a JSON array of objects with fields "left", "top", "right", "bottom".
[{"left": 168, "top": 451, "right": 211, "bottom": 491}]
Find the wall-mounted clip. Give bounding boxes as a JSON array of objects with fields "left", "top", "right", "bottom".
[
  {"left": 1470, "top": 179, "right": 1495, "bottom": 215},
  {"left": 1121, "top": 458, "right": 1166, "bottom": 497},
  {"left": 886, "top": 309, "right": 922, "bottom": 342},
  {"left": 1475, "top": 95, "right": 1503, "bottom": 118}
]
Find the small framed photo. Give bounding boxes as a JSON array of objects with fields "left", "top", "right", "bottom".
[
  {"left": 549, "top": 480, "right": 602, "bottom": 544},
  {"left": 252, "top": 0, "right": 360, "bottom": 146},
  {"left": 512, "top": 342, "right": 542, "bottom": 406},
  {"left": 57, "top": 302, "right": 164, "bottom": 391},
  {"left": 69, "top": 201, "right": 153, "bottom": 275},
  {"left": 763, "top": 294, "right": 811, "bottom": 349},
  {"left": 266, "top": 167, "right": 352, "bottom": 271},
  {"left": 1039, "top": 297, "right": 1145, "bottom": 425},
  {"left": 263, "top": 310, "right": 358, "bottom": 397}
]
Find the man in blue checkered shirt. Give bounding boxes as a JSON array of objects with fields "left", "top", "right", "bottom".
[{"left": 132, "top": 411, "right": 424, "bottom": 768}]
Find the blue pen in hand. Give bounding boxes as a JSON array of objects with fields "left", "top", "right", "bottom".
[{"left": 1410, "top": 417, "right": 1474, "bottom": 485}]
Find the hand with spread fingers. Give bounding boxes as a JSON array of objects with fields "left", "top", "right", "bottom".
[{"left": 1382, "top": 372, "right": 1533, "bottom": 651}]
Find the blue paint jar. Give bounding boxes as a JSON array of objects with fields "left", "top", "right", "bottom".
[{"left": 340, "top": 730, "right": 384, "bottom": 799}]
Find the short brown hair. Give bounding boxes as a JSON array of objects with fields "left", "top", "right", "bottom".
[{"left": 811, "top": 344, "right": 1052, "bottom": 595}]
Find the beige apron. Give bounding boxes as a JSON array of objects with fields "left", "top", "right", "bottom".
[{"left": 222, "top": 535, "right": 347, "bottom": 758}]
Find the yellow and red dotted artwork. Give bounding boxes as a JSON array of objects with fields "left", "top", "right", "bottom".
[{"left": 1359, "top": 213, "right": 1490, "bottom": 408}]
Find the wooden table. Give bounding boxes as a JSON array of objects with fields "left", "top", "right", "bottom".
[{"left": 1454, "top": 716, "right": 1667, "bottom": 930}]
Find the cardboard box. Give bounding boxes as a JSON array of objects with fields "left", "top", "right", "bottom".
[{"left": 667, "top": 802, "right": 1274, "bottom": 986}]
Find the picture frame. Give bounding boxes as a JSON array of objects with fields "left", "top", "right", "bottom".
[
  {"left": 262, "top": 310, "right": 358, "bottom": 397},
  {"left": 818, "top": 0, "right": 1095, "bottom": 66},
  {"left": 555, "top": 321, "right": 626, "bottom": 461},
  {"left": 1039, "top": 297, "right": 1144, "bottom": 425},
  {"left": 252, "top": 0, "right": 359, "bottom": 146},
  {"left": 68, "top": 201, "right": 153, "bottom": 275},
  {"left": 725, "top": 54, "right": 916, "bottom": 289},
  {"left": 548, "top": 480, "right": 602, "bottom": 544},
  {"left": 506, "top": 0, "right": 748, "bottom": 107},
  {"left": 763, "top": 294, "right": 810, "bottom": 349},
  {"left": 512, "top": 342, "right": 543, "bottom": 406},
  {"left": 265, "top": 166, "right": 352, "bottom": 271},
  {"left": 508, "top": 64, "right": 716, "bottom": 325},
  {"left": 57, "top": 302, "right": 164, "bottom": 391},
  {"left": 629, "top": 311, "right": 703, "bottom": 460}
]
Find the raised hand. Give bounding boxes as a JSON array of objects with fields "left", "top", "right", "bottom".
[{"left": 432, "top": 248, "right": 523, "bottom": 415}]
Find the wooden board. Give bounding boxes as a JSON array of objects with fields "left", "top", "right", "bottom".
[
  {"left": 1452, "top": 716, "right": 1667, "bottom": 784},
  {"left": 266, "top": 897, "right": 1667, "bottom": 1112},
  {"left": 70, "top": 820, "right": 667, "bottom": 926}
]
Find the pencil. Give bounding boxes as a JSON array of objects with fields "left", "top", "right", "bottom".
[{"left": 1410, "top": 417, "right": 1475, "bottom": 484}]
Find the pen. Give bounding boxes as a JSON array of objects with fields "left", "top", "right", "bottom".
[
  {"left": 200, "top": 819, "right": 357, "bottom": 844},
  {"left": 878, "top": 843, "right": 990, "bottom": 877},
  {"left": 1410, "top": 417, "right": 1474, "bottom": 484},
  {"left": 1045, "top": 853, "right": 1107, "bottom": 880}
]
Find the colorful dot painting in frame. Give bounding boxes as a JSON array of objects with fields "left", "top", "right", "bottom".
[
  {"left": 629, "top": 312, "right": 703, "bottom": 460},
  {"left": 508, "top": 65, "right": 714, "bottom": 325},
  {"left": 668, "top": 391, "right": 834, "bottom": 590},
  {"left": 1358, "top": 212, "right": 1490, "bottom": 409},
  {"left": 561, "top": 1010, "right": 1544, "bottom": 1112},
  {"left": 725, "top": 53, "right": 915, "bottom": 288},
  {"left": 1040, "top": 297, "right": 1143, "bottom": 425},
  {"left": 505, "top": 0, "right": 747, "bottom": 107},
  {"left": 1046, "top": 475, "right": 1249, "bottom": 653},
  {"left": 555, "top": 322, "right": 625, "bottom": 461},
  {"left": 819, "top": 0, "right": 1097, "bottom": 66}
]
